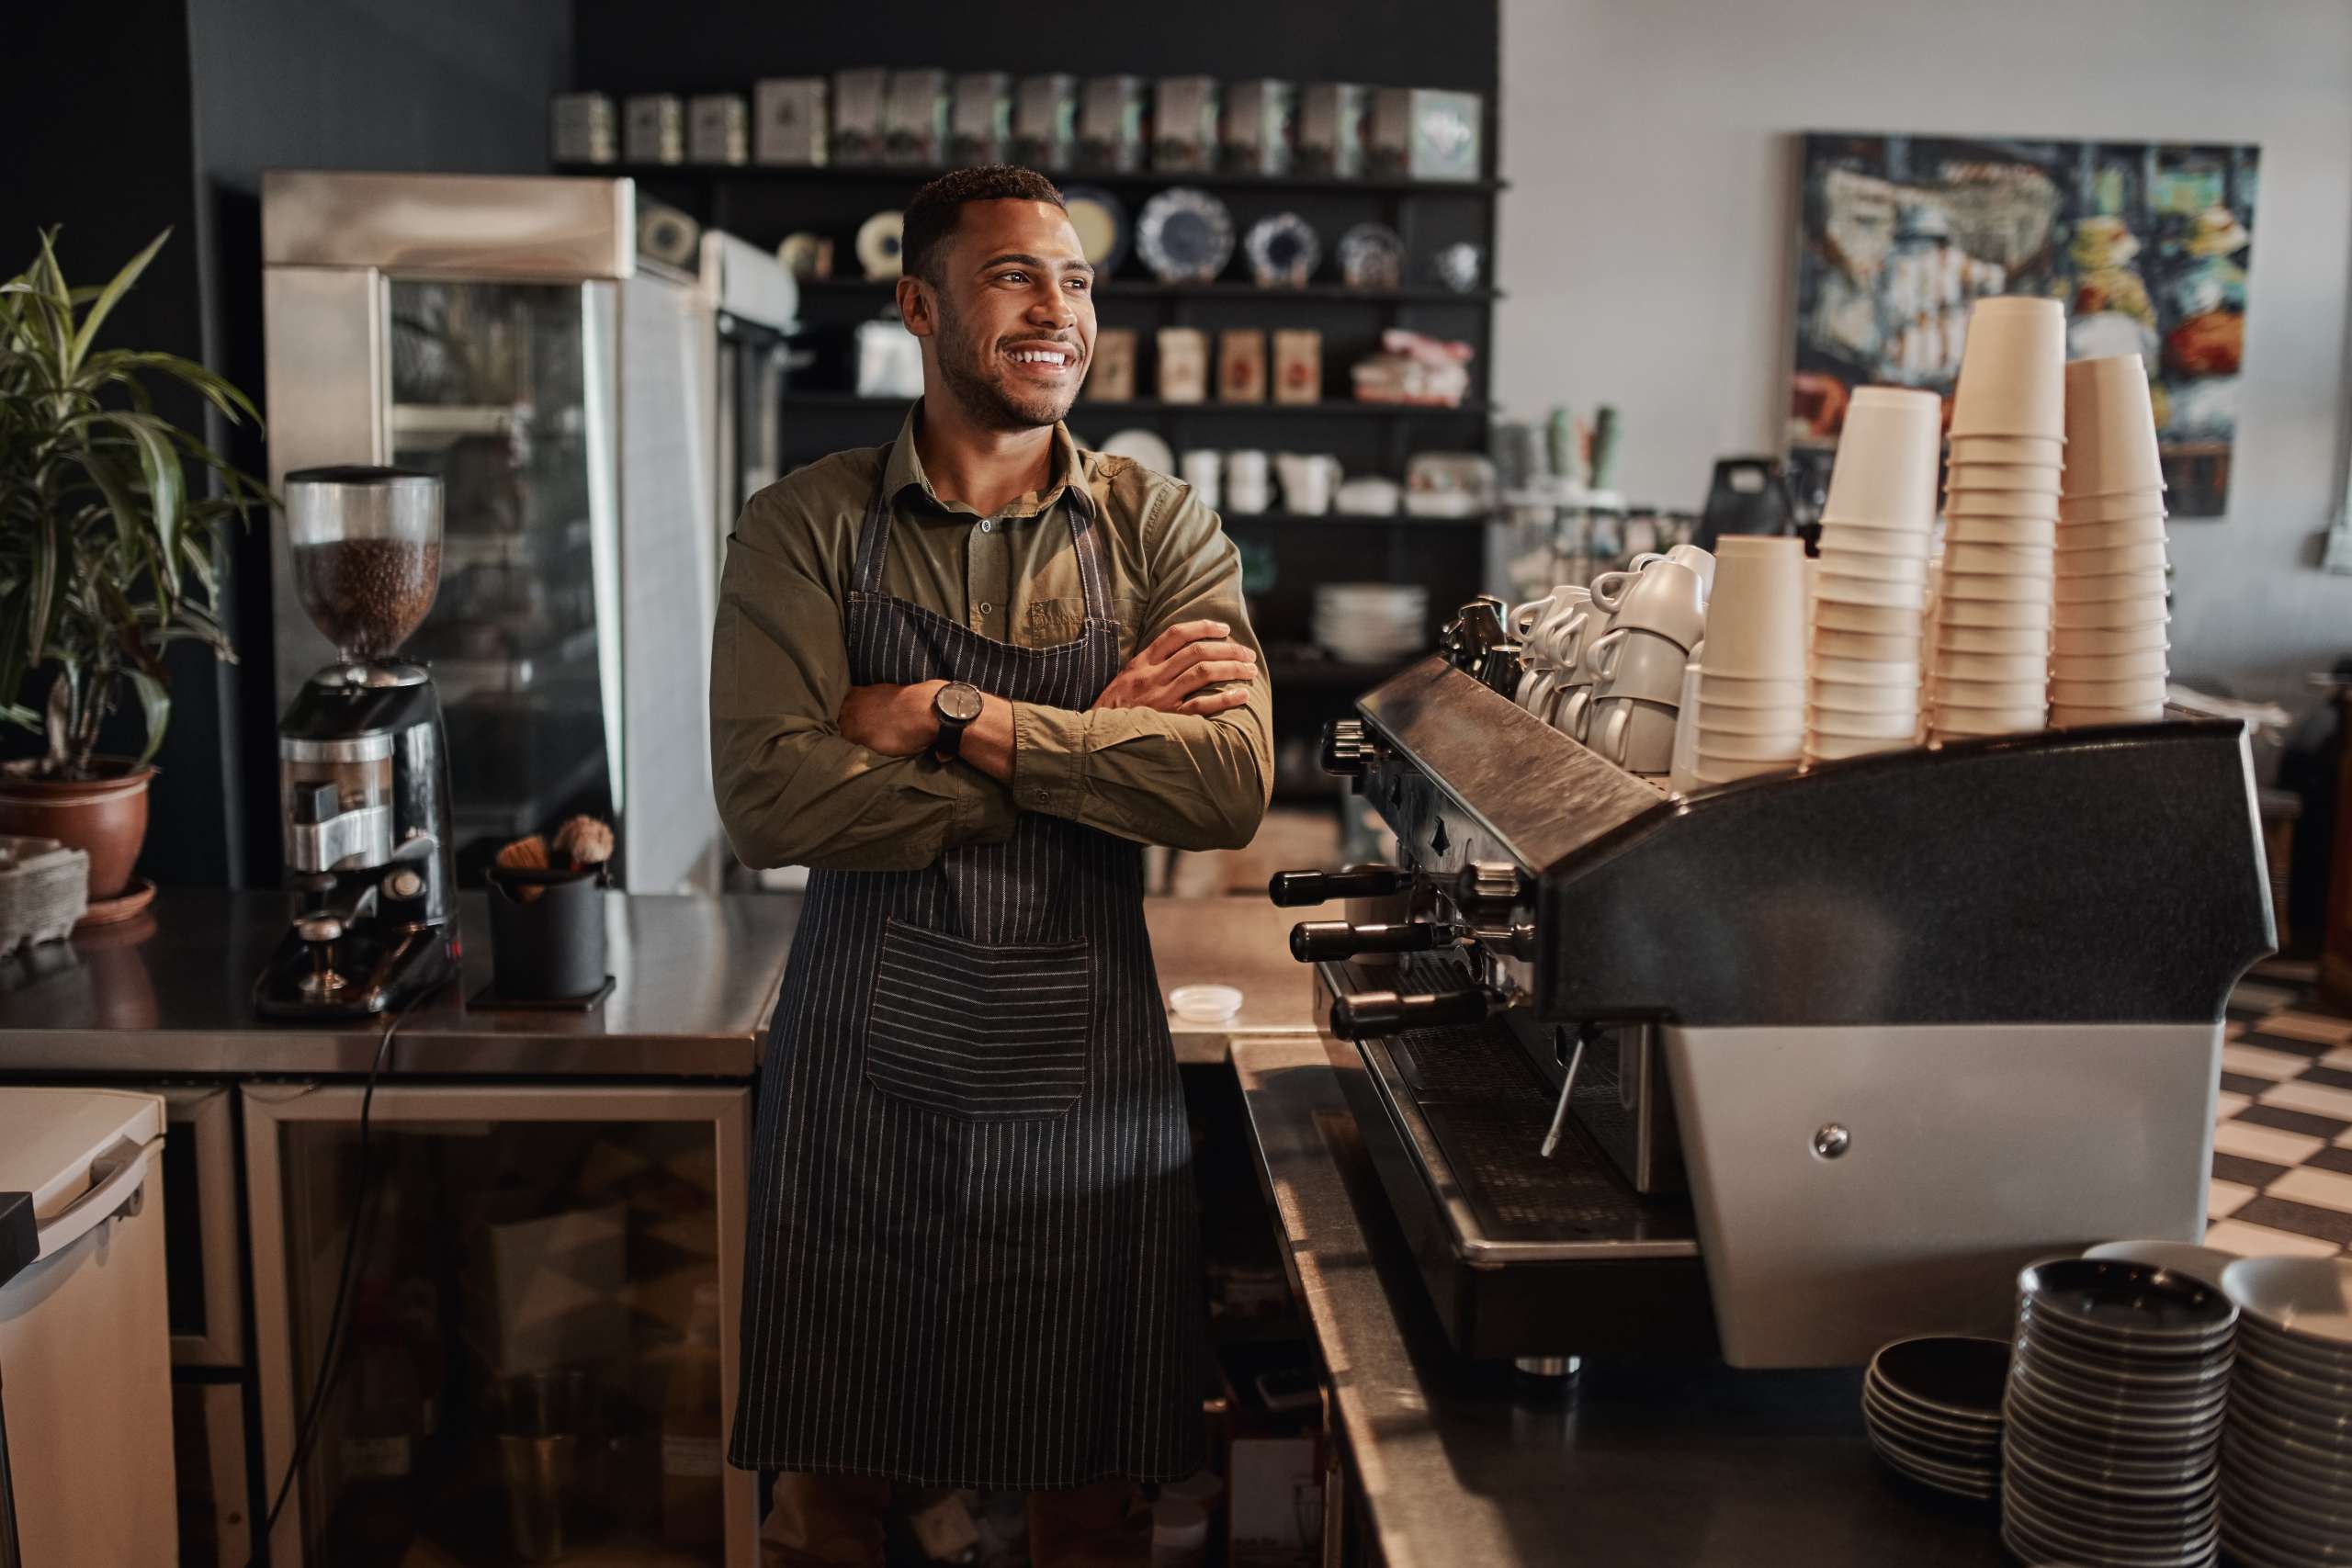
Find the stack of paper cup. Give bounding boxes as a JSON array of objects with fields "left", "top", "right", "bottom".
[
  {"left": 2052, "top": 355, "right": 2170, "bottom": 727},
  {"left": 1807, "top": 387, "right": 1939, "bottom": 762},
  {"left": 1931, "top": 297, "right": 2064, "bottom": 741},
  {"left": 1690, "top": 536, "right": 1807, "bottom": 784}
]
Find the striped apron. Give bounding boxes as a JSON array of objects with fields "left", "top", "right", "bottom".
[{"left": 729, "top": 455, "right": 1205, "bottom": 1490}]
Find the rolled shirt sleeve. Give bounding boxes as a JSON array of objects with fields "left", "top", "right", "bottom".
[
  {"left": 709, "top": 478, "right": 1017, "bottom": 873},
  {"left": 1007, "top": 481, "right": 1273, "bottom": 851}
]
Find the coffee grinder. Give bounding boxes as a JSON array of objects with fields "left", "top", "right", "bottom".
[{"left": 254, "top": 466, "right": 460, "bottom": 1018}]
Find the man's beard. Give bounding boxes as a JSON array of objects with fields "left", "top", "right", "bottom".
[{"left": 933, "top": 295, "right": 1078, "bottom": 430}]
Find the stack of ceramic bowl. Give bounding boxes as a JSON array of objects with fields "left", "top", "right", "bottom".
[
  {"left": 1807, "top": 387, "right": 1939, "bottom": 762},
  {"left": 2053, "top": 355, "right": 2171, "bottom": 728},
  {"left": 1863, "top": 1336, "right": 2009, "bottom": 1500},
  {"left": 2219, "top": 1257, "right": 2352, "bottom": 1567},
  {"left": 1314, "top": 583, "right": 1427, "bottom": 664},
  {"left": 2002, "top": 1257, "right": 2235, "bottom": 1568},
  {"left": 1686, "top": 536, "right": 1806, "bottom": 784},
  {"left": 1931, "top": 296, "right": 2066, "bottom": 742}
]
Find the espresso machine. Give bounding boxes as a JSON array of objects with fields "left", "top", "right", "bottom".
[{"left": 254, "top": 467, "right": 461, "bottom": 1018}]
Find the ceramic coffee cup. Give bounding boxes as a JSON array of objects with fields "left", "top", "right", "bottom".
[
  {"left": 1589, "top": 558, "right": 1705, "bottom": 650},
  {"left": 1276, "top": 452, "right": 1342, "bottom": 515},
  {"left": 1589, "top": 626, "right": 1690, "bottom": 705},
  {"left": 1593, "top": 694, "right": 1679, "bottom": 773}
]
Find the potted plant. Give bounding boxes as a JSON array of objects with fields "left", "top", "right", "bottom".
[{"left": 0, "top": 229, "right": 266, "bottom": 904}]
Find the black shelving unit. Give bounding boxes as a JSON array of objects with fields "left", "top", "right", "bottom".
[{"left": 584, "top": 145, "right": 1502, "bottom": 809}]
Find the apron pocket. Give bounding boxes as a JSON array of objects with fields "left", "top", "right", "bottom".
[{"left": 864, "top": 918, "right": 1093, "bottom": 1122}]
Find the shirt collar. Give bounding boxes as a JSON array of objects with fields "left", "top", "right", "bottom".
[{"left": 885, "top": 404, "right": 1091, "bottom": 523}]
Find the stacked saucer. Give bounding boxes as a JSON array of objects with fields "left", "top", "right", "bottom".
[
  {"left": 2052, "top": 355, "right": 2171, "bottom": 728},
  {"left": 2220, "top": 1258, "right": 2352, "bottom": 1566},
  {"left": 1314, "top": 583, "right": 1427, "bottom": 664},
  {"left": 1863, "top": 1336, "right": 2007, "bottom": 1499},
  {"left": 1931, "top": 297, "right": 2064, "bottom": 742},
  {"left": 1807, "top": 387, "right": 1939, "bottom": 762},
  {"left": 2002, "top": 1257, "right": 2235, "bottom": 1568}
]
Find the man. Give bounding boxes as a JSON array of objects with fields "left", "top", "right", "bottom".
[{"left": 710, "top": 165, "right": 1272, "bottom": 1568}]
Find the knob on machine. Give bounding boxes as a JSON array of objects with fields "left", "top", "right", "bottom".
[{"left": 1321, "top": 718, "right": 1373, "bottom": 778}]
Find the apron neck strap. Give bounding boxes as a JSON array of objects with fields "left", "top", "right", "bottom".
[{"left": 853, "top": 442, "right": 1113, "bottom": 623}]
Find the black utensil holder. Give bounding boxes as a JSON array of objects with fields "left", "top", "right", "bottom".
[{"left": 486, "top": 869, "right": 605, "bottom": 1002}]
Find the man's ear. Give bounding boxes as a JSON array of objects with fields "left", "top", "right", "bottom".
[{"left": 897, "top": 276, "right": 935, "bottom": 340}]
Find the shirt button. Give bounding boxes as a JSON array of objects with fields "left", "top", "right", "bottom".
[
  {"left": 978, "top": 602, "right": 994, "bottom": 616},
  {"left": 979, "top": 520, "right": 993, "bottom": 533}
]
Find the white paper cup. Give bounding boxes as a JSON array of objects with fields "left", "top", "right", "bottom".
[
  {"left": 1810, "top": 679, "right": 1919, "bottom": 715},
  {"left": 1811, "top": 653, "right": 1921, "bottom": 683},
  {"left": 2053, "top": 568, "right": 2168, "bottom": 604},
  {"left": 2055, "top": 543, "right": 2167, "bottom": 578},
  {"left": 1935, "top": 649, "right": 2048, "bottom": 682},
  {"left": 1692, "top": 754, "right": 1798, "bottom": 784},
  {"left": 1808, "top": 731, "right": 1911, "bottom": 761},
  {"left": 1944, "top": 488, "right": 2063, "bottom": 520},
  {"left": 1934, "top": 674, "right": 2049, "bottom": 706},
  {"left": 1815, "top": 571, "right": 1925, "bottom": 610},
  {"left": 1939, "top": 623, "right": 2049, "bottom": 654},
  {"left": 1816, "top": 522, "right": 1936, "bottom": 559},
  {"left": 1949, "top": 434, "right": 2064, "bottom": 467},
  {"left": 1693, "top": 704, "right": 1807, "bottom": 739},
  {"left": 1813, "top": 599, "right": 1923, "bottom": 635},
  {"left": 2057, "top": 490, "right": 2167, "bottom": 524},
  {"left": 2063, "top": 354, "right": 2166, "bottom": 498},
  {"left": 1668, "top": 662, "right": 1705, "bottom": 795},
  {"left": 1697, "top": 727, "right": 1807, "bottom": 761},
  {"left": 1946, "top": 461, "right": 2064, "bottom": 496},
  {"left": 1702, "top": 536, "right": 1809, "bottom": 679},
  {"left": 2051, "top": 648, "right": 2167, "bottom": 681},
  {"left": 2055, "top": 515, "right": 2168, "bottom": 550},
  {"left": 1820, "top": 386, "right": 1945, "bottom": 531},
  {"left": 1933, "top": 708, "right": 2047, "bottom": 736},
  {"left": 1942, "top": 541, "right": 2055, "bottom": 576},
  {"left": 1693, "top": 671, "right": 1807, "bottom": 709},
  {"left": 1810, "top": 705, "right": 1917, "bottom": 738},
  {"left": 1814, "top": 626, "right": 1920, "bottom": 661},
  {"left": 2050, "top": 673, "right": 2168, "bottom": 705},
  {"left": 1944, "top": 513, "right": 2059, "bottom": 548},
  {"left": 1816, "top": 547, "right": 1933, "bottom": 584},
  {"left": 1940, "top": 596, "right": 2054, "bottom": 628},
  {"left": 2050, "top": 703, "right": 2165, "bottom": 728},
  {"left": 1950, "top": 296, "right": 2066, "bottom": 438},
  {"left": 2052, "top": 596, "right": 2169, "bottom": 630},
  {"left": 1939, "top": 570, "right": 2054, "bottom": 605},
  {"left": 2052, "top": 622, "right": 2170, "bottom": 655}
]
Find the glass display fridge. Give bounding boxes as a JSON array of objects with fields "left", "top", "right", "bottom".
[
  {"left": 243, "top": 1084, "right": 754, "bottom": 1567},
  {"left": 262, "top": 171, "right": 792, "bottom": 894}
]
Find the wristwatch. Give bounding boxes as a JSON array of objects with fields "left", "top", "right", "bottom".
[{"left": 931, "top": 681, "right": 984, "bottom": 761}]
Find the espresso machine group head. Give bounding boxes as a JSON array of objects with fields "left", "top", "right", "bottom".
[{"left": 254, "top": 466, "right": 459, "bottom": 1018}]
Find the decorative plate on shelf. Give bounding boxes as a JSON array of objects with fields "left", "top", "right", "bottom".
[
  {"left": 855, "top": 210, "right": 905, "bottom": 280},
  {"left": 1060, "top": 185, "right": 1131, "bottom": 275},
  {"left": 1099, "top": 428, "right": 1177, "bottom": 475},
  {"left": 1136, "top": 187, "right": 1236, "bottom": 285},
  {"left": 1336, "top": 223, "right": 1406, "bottom": 290},
  {"left": 1244, "top": 213, "right": 1322, "bottom": 288}
]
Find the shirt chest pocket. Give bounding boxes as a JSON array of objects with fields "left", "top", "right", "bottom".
[
  {"left": 863, "top": 919, "right": 1093, "bottom": 1122},
  {"left": 1024, "top": 596, "right": 1147, "bottom": 657}
]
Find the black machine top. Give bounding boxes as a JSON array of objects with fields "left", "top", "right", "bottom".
[
  {"left": 0, "top": 1191, "right": 33, "bottom": 1292},
  {"left": 1356, "top": 660, "right": 2275, "bottom": 1029}
]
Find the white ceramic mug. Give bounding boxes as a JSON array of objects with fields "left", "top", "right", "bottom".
[
  {"left": 1227, "top": 449, "right": 1271, "bottom": 513},
  {"left": 1181, "top": 449, "right": 1223, "bottom": 512},
  {"left": 1589, "top": 558, "right": 1706, "bottom": 650},
  {"left": 1275, "top": 452, "right": 1342, "bottom": 515},
  {"left": 1588, "top": 626, "right": 1690, "bottom": 705},
  {"left": 1593, "top": 695, "right": 1679, "bottom": 773}
]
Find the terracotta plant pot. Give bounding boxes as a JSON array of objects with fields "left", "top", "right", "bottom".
[{"left": 0, "top": 761, "right": 154, "bottom": 900}]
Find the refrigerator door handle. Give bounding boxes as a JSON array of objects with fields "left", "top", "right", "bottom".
[{"left": 33, "top": 1135, "right": 161, "bottom": 1261}]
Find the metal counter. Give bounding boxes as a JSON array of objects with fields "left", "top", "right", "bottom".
[
  {"left": 0, "top": 890, "right": 1315, "bottom": 1077},
  {"left": 1229, "top": 1036, "right": 2007, "bottom": 1568}
]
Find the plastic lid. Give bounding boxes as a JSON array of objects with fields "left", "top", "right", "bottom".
[
  {"left": 1168, "top": 984, "right": 1244, "bottom": 1022},
  {"left": 1151, "top": 1498, "right": 1209, "bottom": 1547}
]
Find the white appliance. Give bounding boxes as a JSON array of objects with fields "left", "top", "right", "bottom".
[{"left": 0, "top": 1088, "right": 173, "bottom": 1565}]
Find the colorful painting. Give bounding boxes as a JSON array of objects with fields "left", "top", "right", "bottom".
[{"left": 1791, "top": 133, "right": 2259, "bottom": 517}]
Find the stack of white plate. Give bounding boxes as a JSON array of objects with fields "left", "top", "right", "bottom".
[
  {"left": 2219, "top": 1257, "right": 2352, "bottom": 1567},
  {"left": 1313, "top": 583, "right": 1427, "bottom": 664},
  {"left": 1863, "top": 1336, "right": 2007, "bottom": 1499},
  {"left": 2002, "top": 1257, "right": 2235, "bottom": 1568}
]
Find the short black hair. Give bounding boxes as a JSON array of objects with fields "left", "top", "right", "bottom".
[{"left": 901, "top": 164, "right": 1067, "bottom": 283}]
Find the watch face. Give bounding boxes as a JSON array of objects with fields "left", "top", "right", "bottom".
[{"left": 938, "top": 682, "right": 984, "bottom": 724}]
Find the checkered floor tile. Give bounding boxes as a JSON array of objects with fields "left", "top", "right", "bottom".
[{"left": 2205, "top": 957, "right": 2352, "bottom": 1258}]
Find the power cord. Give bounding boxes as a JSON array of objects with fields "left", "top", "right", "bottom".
[{"left": 246, "top": 996, "right": 414, "bottom": 1568}]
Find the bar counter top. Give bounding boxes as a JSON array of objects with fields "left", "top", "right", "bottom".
[
  {"left": 1230, "top": 1034, "right": 2008, "bottom": 1568},
  {"left": 0, "top": 888, "right": 1317, "bottom": 1077}
]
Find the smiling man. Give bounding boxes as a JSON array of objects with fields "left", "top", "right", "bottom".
[{"left": 711, "top": 166, "right": 1272, "bottom": 1567}]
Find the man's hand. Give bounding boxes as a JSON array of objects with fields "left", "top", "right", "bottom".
[
  {"left": 1092, "top": 620, "right": 1257, "bottom": 716},
  {"left": 838, "top": 679, "right": 948, "bottom": 757}
]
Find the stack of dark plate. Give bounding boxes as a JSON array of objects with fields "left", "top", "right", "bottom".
[
  {"left": 1862, "top": 1336, "right": 2007, "bottom": 1499},
  {"left": 2001, "top": 1257, "right": 2235, "bottom": 1568},
  {"left": 2219, "top": 1257, "right": 2352, "bottom": 1566}
]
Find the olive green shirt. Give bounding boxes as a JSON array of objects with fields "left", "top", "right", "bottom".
[{"left": 710, "top": 409, "right": 1272, "bottom": 873}]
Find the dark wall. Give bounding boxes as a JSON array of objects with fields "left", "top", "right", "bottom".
[{"left": 572, "top": 0, "right": 1494, "bottom": 94}]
